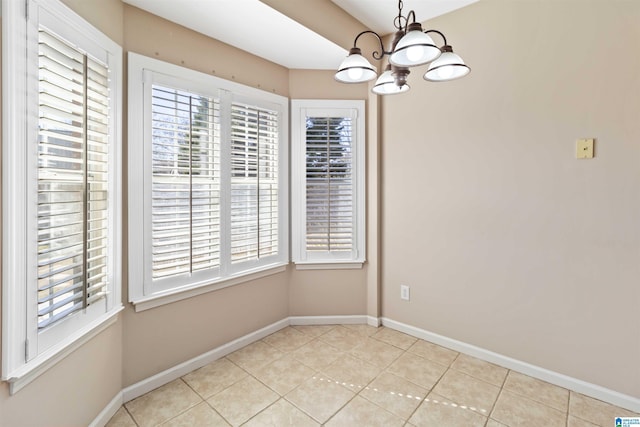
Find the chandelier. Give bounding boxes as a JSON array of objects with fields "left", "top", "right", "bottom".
[{"left": 335, "top": 0, "right": 470, "bottom": 95}]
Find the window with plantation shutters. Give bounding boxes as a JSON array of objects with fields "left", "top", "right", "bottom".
[
  {"left": 291, "top": 100, "right": 365, "bottom": 267},
  {"left": 230, "top": 103, "right": 279, "bottom": 264},
  {"left": 37, "top": 29, "right": 111, "bottom": 330},
  {"left": 3, "top": 0, "right": 122, "bottom": 388},
  {"left": 128, "top": 53, "right": 288, "bottom": 308},
  {"left": 305, "top": 116, "right": 353, "bottom": 253},
  {"left": 150, "top": 86, "right": 220, "bottom": 285}
]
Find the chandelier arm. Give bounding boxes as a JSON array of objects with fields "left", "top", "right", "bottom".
[
  {"left": 425, "top": 29, "right": 448, "bottom": 47},
  {"left": 352, "top": 30, "right": 390, "bottom": 60},
  {"left": 406, "top": 10, "right": 416, "bottom": 24}
]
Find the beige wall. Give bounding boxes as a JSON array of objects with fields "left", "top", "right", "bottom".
[
  {"left": 0, "top": 323, "right": 123, "bottom": 426},
  {"left": 288, "top": 69, "right": 372, "bottom": 317},
  {"left": 122, "top": 275, "right": 289, "bottom": 385},
  {"left": 381, "top": 0, "right": 640, "bottom": 398}
]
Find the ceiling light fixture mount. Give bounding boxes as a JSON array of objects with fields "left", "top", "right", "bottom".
[{"left": 335, "top": 0, "right": 470, "bottom": 95}]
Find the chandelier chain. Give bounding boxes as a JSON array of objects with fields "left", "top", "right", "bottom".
[{"left": 394, "top": 0, "right": 407, "bottom": 31}]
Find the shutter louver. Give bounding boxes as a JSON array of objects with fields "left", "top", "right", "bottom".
[
  {"left": 305, "top": 116, "right": 354, "bottom": 252},
  {"left": 151, "top": 86, "right": 220, "bottom": 279},
  {"left": 230, "top": 103, "right": 279, "bottom": 264},
  {"left": 37, "top": 29, "right": 110, "bottom": 329}
]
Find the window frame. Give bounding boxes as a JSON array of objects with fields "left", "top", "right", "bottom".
[
  {"left": 291, "top": 99, "right": 366, "bottom": 268},
  {"left": 128, "top": 53, "right": 289, "bottom": 311},
  {"left": 2, "top": 0, "right": 123, "bottom": 392}
]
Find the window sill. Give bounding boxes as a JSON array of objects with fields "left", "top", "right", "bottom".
[
  {"left": 4, "top": 305, "right": 123, "bottom": 394},
  {"left": 294, "top": 261, "right": 364, "bottom": 270},
  {"left": 130, "top": 263, "right": 288, "bottom": 312}
]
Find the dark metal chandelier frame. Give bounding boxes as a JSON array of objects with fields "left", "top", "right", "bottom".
[{"left": 335, "top": 0, "right": 470, "bottom": 95}]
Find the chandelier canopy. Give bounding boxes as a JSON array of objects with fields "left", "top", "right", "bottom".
[{"left": 335, "top": 0, "right": 470, "bottom": 95}]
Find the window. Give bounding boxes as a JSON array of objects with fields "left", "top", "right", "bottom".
[
  {"left": 229, "top": 102, "right": 280, "bottom": 266},
  {"left": 148, "top": 85, "right": 221, "bottom": 290},
  {"left": 128, "top": 54, "right": 288, "bottom": 309},
  {"left": 2, "top": 0, "right": 122, "bottom": 391},
  {"left": 291, "top": 100, "right": 365, "bottom": 267}
]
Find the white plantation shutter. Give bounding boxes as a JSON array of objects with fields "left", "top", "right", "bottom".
[
  {"left": 230, "top": 102, "right": 279, "bottom": 264},
  {"left": 37, "top": 28, "right": 110, "bottom": 329},
  {"left": 292, "top": 100, "right": 365, "bottom": 266},
  {"left": 150, "top": 85, "right": 220, "bottom": 284},
  {"left": 306, "top": 117, "right": 353, "bottom": 252}
]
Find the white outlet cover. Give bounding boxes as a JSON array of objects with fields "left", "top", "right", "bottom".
[{"left": 400, "top": 285, "right": 410, "bottom": 301}]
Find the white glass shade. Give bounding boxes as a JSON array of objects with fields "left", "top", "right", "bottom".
[
  {"left": 335, "top": 50, "right": 377, "bottom": 83},
  {"left": 372, "top": 68, "right": 410, "bottom": 95},
  {"left": 389, "top": 27, "right": 440, "bottom": 67},
  {"left": 423, "top": 50, "right": 470, "bottom": 82}
]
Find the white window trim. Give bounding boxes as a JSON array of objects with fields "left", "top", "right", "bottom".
[
  {"left": 291, "top": 99, "right": 366, "bottom": 268},
  {"left": 128, "top": 53, "right": 289, "bottom": 309},
  {"left": 1, "top": 0, "right": 123, "bottom": 391}
]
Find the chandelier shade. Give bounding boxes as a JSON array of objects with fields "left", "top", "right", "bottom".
[
  {"left": 389, "top": 22, "right": 441, "bottom": 67},
  {"left": 372, "top": 65, "right": 411, "bottom": 95},
  {"left": 424, "top": 46, "right": 470, "bottom": 82},
  {"left": 334, "top": 0, "right": 470, "bottom": 95},
  {"left": 334, "top": 47, "right": 378, "bottom": 83}
]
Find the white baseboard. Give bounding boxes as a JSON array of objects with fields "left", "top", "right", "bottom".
[
  {"left": 88, "top": 392, "right": 123, "bottom": 427},
  {"left": 121, "top": 318, "right": 289, "bottom": 403},
  {"left": 289, "top": 314, "right": 372, "bottom": 325},
  {"left": 367, "top": 315, "right": 381, "bottom": 327},
  {"left": 381, "top": 317, "right": 640, "bottom": 413}
]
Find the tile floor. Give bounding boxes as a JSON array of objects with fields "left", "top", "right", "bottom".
[{"left": 106, "top": 324, "right": 639, "bottom": 426}]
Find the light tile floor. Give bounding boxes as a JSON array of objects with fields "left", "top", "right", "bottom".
[{"left": 106, "top": 325, "right": 639, "bottom": 426}]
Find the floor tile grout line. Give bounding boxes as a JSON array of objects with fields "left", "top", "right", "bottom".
[
  {"left": 122, "top": 404, "right": 140, "bottom": 427},
  {"left": 381, "top": 345, "right": 435, "bottom": 425},
  {"left": 355, "top": 367, "right": 426, "bottom": 424},
  {"left": 566, "top": 389, "right": 572, "bottom": 426},
  {"left": 501, "top": 370, "right": 572, "bottom": 416},
  {"left": 410, "top": 361, "right": 498, "bottom": 423},
  {"left": 155, "top": 378, "right": 205, "bottom": 425},
  {"left": 485, "top": 367, "right": 511, "bottom": 423},
  {"left": 322, "top": 369, "right": 401, "bottom": 426},
  {"left": 179, "top": 373, "right": 237, "bottom": 427}
]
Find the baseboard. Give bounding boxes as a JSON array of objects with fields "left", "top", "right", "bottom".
[
  {"left": 121, "top": 318, "right": 289, "bottom": 403},
  {"left": 289, "top": 314, "right": 372, "bottom": 325},
  {"left": 381, "top": 317, "right": 640, "bottom": 413},
  {"left": 88, "top": 392, "right": 123, "bottom": 427},
  {"left": 367, "top": 315, "right": 381, "bottom": 327}
]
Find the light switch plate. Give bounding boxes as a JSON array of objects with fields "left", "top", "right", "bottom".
[{"left": 576, "top": 138, "right": 594, "bottom": 159}]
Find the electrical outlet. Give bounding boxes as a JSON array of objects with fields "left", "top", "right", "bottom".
[{"left": 400, "top": 285, "right": 410, "bottom": 301}]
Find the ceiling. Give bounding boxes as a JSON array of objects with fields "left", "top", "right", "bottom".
[
  {"left": 332, "top": 0, "right": 478, "bottom": 35},
  {"left": 123, "top": 0, "right": 478, "bottom": 70}
]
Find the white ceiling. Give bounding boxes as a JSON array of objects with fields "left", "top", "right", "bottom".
[
  {"left": 332, "top": 0, "right": 480, "bottom": 35},
  {"left": 123, "top": 0, "right": 478, "bottom": 70}
]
